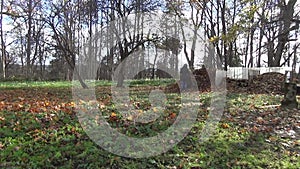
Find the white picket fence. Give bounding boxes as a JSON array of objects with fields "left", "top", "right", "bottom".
[{"left": 226, "top": 67, "right": 292, "bottom": 80}]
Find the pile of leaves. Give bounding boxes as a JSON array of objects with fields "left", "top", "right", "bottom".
[
  {"left": 165, "top": 70, "right": 285, "bottom": 94},
  {"left": 193, "top": 67, "right": 213, "bottom": 92},
  {"left": 192, "top": 68, "right": 286, "bottom": 94},
  {"left": 227, "top": 72, "right": 285, "bottom": 94},
  {"left": 164, "top": 67, "right": 213, "bottom": 93}
]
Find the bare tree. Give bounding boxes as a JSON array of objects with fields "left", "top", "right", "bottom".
[
  {"left": 0, "top": 0, "right": 5, "bottom": 78},
  {"left": 46, "top": 0, "right": 88, "bottom": 88},
  {"left": 98, "top": 0, "right": 161, "bottom": 87},
  {"left": 259, "top": 0, "right": 299, "bottom": 67}
]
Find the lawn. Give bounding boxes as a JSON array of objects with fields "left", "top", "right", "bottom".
[{"left": 0, "top": 80, "right": 299, "bottom": 168}]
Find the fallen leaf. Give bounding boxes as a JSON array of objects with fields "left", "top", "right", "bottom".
[
  {"left": 256, "top": 117, "right": 264, "bottom": 124},
  {"left": 221, "top": 123, "right": 230, "bottom": 129},
  {"left": 100, "top": 104, "right": 106, "bottom": 109},
  {"left": 169, "top": 113, "right": 176, "bottom": 119},
  {"left": 266, "top": 136, "right": 278, "bottom": 142}
]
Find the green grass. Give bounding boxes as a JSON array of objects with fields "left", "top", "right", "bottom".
[
  {"left": 0, "top": 80, "right": 299, "bottom": 168},
  {"left": 0, "top": 81, "right": 73, "bottom": 89},
  {"left": 1, "top": 110, "right": 298, "bottom": 168},
  {"left": 128, "top": 78, "right": 176, "bottom": 86},
  {"left": 0, "top": 78, "right": 175, "bottom": 89}
]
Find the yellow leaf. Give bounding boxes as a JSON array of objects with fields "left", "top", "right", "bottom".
[
  {"left": 110, "top": 112, "right": 117, "bottom": 118},
  {"left": 221, "top": 123, "right": 230, "bottom": 129},
  {"left": 45, "top": 101, "right": 50, "bottom": 106},
  {"left": 70, "top": 101, "right": 76, "bottom": 107},
  {"left": 127, "top": 115, "right": 133, "bottom": 121},
  {"left": 209, "top": 36, "right": 219, "bottom": 43}
]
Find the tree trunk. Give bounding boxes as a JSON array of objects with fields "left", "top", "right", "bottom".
[
  {"left": 26, "top": 0, "right": 33, "bottom": 78},
  {"left": 221, "top": 0, "right": 228, "bottom": 71},
  {"left": 0, "top": 0, "right": 5, "bottom": 79},
  {"left": 116, "top": 59, "right": 125, "bottom": 87},
  {"left": 281, "top": 82, "right": 298, "bottom": 108},
  {"left": 268, "top": 0, "right": 297, "bottom": 67},
  {"left": 74, "top": 66, "right": 88, "bottom": 89},
  {"left": 248, "top": 18, "right": 255, "bottom": 68},
  {"left": 257, "top": 27, "right": 263, "bottom": 67}
]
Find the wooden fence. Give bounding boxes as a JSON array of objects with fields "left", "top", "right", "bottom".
[{"left": 226, "top": 67, "right": 293, "bottom": 80}]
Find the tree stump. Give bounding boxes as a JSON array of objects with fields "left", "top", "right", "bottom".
[{"left": 281, "top": 82, "right": 298, "bottom": 108}]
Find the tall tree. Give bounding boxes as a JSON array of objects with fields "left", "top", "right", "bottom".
[
  {"left": 46, "top": 0, "right": 88, "bottom": 88},
  {"left": 0, "top": 0, "right": 5, "bottom": 78},
  {"left": 97, "top": 0, "right": 161, "bottom": 87},
  {"left": 259, "top": 0, "right": 299, "bottom": 67},
  {"left": 25, "top": 0, "right": 33, "bottom": 78}
]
